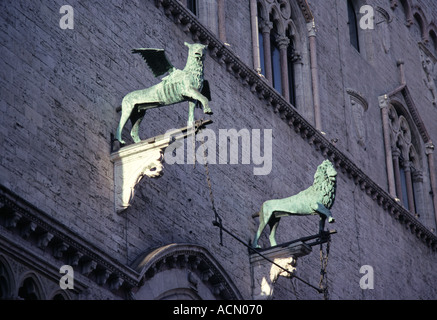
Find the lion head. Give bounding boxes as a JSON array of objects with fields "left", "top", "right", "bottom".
[{"left": 313, "top": 160, "right": 337, "bottom": 209}]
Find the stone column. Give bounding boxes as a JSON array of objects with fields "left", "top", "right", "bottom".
[
  {"left": 307, "top": 20, "right": 321, "bottom": 131},
  {"left": 379, "top": 95, "right": 396, "bottom": 197},
  {"left": 425, "top": 142, "right": 437, "bottom": 230},
  {"left": 277, "top": 36, "right": 290, "bottom": 102},
  {"left": 217, "top": 0, "right": 226, "bottom": 42},
  {"left": 412, "top": 169, "right": 425, "bottom": 219},
  {"left": 260, "top": 20, "right": 273, "bottom": 85},
  {"left": 403, "top": 160, "right": 416, "bottom": 213},
  {"left": 250, "top": 0, "right": 261, "bottom": 73},
  {"left": 290, "top": 50, "right": 302, "bottom": 108},
  {"left": 392, "top": 148, "right": 403, "bottom": 203}
]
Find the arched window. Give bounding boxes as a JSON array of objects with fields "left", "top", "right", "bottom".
[
  {"left": 0, "top": 258, "right": 14, "bottom": 300},
  {"left": 253, "top": 0, "right": 299, "bottom": 106},
  {"left": 388, "top": 104, "right": 423, "bottom": 215},
  {"left": 286, "top": 28, "right": 296, "bottom": 106},
  {"left": 187, "top": 0, "right": 197, "bottom": 16},
  {"left": 347, "top": 0, "right": 360, "bottom": 52},
  {"left": 18, "top": 277, "right": 42, "bottom": 300},
  {"left": 270, "top": 23, "right": 282, "bottom": 94}
]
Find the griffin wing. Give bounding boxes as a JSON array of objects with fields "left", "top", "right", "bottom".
[{"left": 132, "top": 48, "right": 174, "bottom": 77}]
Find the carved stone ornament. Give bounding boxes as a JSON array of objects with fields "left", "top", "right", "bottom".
[
  {"left": 420, "top": 48, "right": 437, "bottom": 107},
  {"left": 110, "top": 138, "right": 167, "bottom": 213},
  {"left": 250, "top": 241, "right": 311, "bottom": 300},
  {"left": 346, "top": 88, "right": 368, "bottom": 148}
]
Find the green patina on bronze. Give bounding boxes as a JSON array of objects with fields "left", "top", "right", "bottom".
[
  {"left": 252, "top": 160, "right": 337, "bottom": 248},
  {"left": 116, "top": 42, "right": 212, "bottom": 144}
]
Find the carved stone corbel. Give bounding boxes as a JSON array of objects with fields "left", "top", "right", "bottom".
[
  {"left": 250, "top": 242, "right": 311, "bottom": 300},
  {"left": 110, "top": 120, "right": 212, "bottom": 214},
  {"left": 110, "top": 137, "right": 169, "bottom": 214}
]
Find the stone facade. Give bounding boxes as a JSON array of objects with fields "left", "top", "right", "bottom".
[{"left": 0, "top": 0, "right": 436, "bottom": 300}]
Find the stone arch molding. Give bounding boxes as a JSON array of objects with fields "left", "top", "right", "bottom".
[
  {"left": 391, "top": 0, "right": 437, "bottom": 51},
  {"left": 346, "top": 88, "right": 368, "bottom": 148},
  {"left": 131, "top": 243, "right": 243, "bottom": 300}
]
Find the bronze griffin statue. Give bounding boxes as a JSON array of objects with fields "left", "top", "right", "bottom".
[{"left": 116, "top": 42, "right": 212, "bottom": 144}]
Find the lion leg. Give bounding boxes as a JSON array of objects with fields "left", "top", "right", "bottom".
[
  {"left": 187, "top": 101, "right": 196, "bottom": 126},
  {"left": 252, "top": 208, "right": 268, "bottom": 248},
  {"left": 312, "top": 203, "right": 335, "bottom": 224},
  {"left": 319, "top": 216, "right": 326, "bottom": 233},
  {"left": 268, "top": 216, "right": 280, "bottom": 247},
  {"left": 252, "top": 221, "right": 265, "bottom": 249}
]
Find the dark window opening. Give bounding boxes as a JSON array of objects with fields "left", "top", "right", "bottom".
[
  {"left": 347, "top": 0, "right": 360, "bottom": 52},
  {"left": 187, "top": 0, "right": 197, "bottom": 16}
]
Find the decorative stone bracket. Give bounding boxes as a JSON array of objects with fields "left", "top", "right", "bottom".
[
  {"left": 250, "top": 241, "right": 312, "bottom": 300},
  {"left": 110, "top": 120, "right": 212, "bottom": 214}
]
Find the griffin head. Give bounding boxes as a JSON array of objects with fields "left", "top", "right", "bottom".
[{"left": 184, "top": 42, "right": 207, "bottom": 60}]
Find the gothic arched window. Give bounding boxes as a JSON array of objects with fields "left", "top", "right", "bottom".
[
  {"left": 18, "top": 276, "right": 42, "bottom": 300},
  {"left": 187, "top": 0, "right": 197, "bottom": 16},
  {"left": 253, "top": 0, "right": 299, "bottom": 106},
  {"left": 0, "top": 258, "right": 14, "bottom": 300},
  {"left": 347, "top": 0, "right": 360, "bottom": 52},
  {"left": 270, "top": 23, "right": 282, "bottom": 94},
  {"left": 388, "top": 104, "right": 423, "bottom": 215}
]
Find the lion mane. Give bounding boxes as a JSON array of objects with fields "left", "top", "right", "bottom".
[{"left": 313, "top": 160, "right": 337, "bottom": 210}]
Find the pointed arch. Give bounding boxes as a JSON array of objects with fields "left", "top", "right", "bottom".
[
  {"left": 257, "top": 0, "right": 268, "bottom": 21},
  {"left": 398, "top": 0, "right": 413, "bottom": 26},
  {"left": 0, "top": 255, "right": 15, "bottom": 300},
  {"left": 412, "top": 6, "right": 428, "bottom": 42},
  {"left": 428, "top": 22, "right": 437, "bottom": 54},
  {"left": 270, "top": 5, "right": 285, "bottom": 35},
  {"left": 132, "top": 243, "right": 242, "bottom": 300},
  {"left": 17, "top": 273, "right": 45, "bottom": 300}
]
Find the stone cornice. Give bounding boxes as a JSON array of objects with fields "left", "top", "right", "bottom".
[
  {"left": 0, "top": 185, "right": 140, "bottom": 294},
  {"left": 155, "top": 0, "right": 437, "bottom": 249},
  {"left": 296, "top": 0, "right": 315, "bottom": 23}
]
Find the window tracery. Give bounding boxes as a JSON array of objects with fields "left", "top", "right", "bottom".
[
  {"left": 388, "top": 104, "right": 423, "bottom": 215},
  {"left": 253, "top": 0, "right": 299, "bottom": 106}
]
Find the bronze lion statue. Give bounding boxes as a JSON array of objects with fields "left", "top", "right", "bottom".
[{"left": 252, "top": 160, "right": 337, "bottom": 248}]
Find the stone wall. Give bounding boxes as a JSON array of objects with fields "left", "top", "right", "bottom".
[{"left": 0, "top": 0, "right": 436, "bottom": 299}]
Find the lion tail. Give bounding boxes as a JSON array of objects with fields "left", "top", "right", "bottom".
[{"left": 252, "top": 211, "right": 260, "bottom": 218}]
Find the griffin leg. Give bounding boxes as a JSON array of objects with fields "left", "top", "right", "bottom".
[
  {"left": 130, "top": 109, "right": 146, "bottom": 143},
  {"left": 184, "top": 88, "right": 212, "bottom": 115}
]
